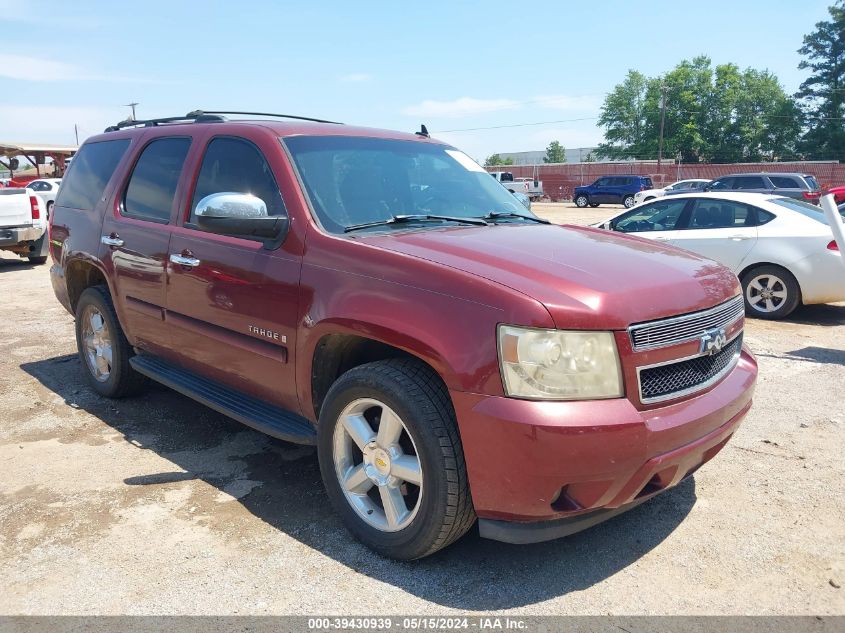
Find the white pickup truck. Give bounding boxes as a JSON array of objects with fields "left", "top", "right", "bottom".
[
  {"left": 489, "top": 171, "right": 544, "bottom": 200},
  {"left": 0, "top": 188, "right": 49, "bottom": 264}
]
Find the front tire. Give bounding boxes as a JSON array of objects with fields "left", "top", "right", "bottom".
[
  {"left": 74, "top": 285, "right": 148, "bottom": 397},
  {"left": 741, "top": 265, "right": 801, "bottom": 320},
  {"left": 317, "top": 358, "right": 475, "bottom": 560},
  {"left": 623, "top": 195, "right": 635, "bottom": 208},
  {"left": 589, "top": 203, "right": 600, "bottom": 208},
  {"left": 575, "top": 195, "right": 589, "bottom": 208}
]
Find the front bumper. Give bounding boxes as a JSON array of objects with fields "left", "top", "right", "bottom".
[
  {"left": 451, "top": 347, "right": 757, "bottom": 540},
  {"left": 0, "top": 225, "right": 42, "bottom": 247}
]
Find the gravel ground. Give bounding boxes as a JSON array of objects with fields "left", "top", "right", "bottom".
[{"left": 1, "top": 203, "right": 843, "bottom": 615}]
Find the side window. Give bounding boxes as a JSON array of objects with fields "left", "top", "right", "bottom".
[
  {"left": 614, "top": 199, "right": 687, "bottom": 233},
  {"left": 642, "top": 178, "right": 653, "bottom": 189},
  {"left": 732, "top": 176, "right": 766, "bottom": 190},
  {"left": 55, "top": 139, "right": 130, "bottom": 211},
  {"left": 190, "top": 137, "right": 285, "bottom": 223},
  {"left": 688, "top": 200, "right": 751, "bottom": 229},
  {"left": 594, "top": 178, "right": 610, "bottom": 187},
  {"left": 123, "top": 138, "right": 191, "bottom": 223},
  {"left": 709, "top": 178, "right": 733, "bottom": 191},
  {"left": 769, "top": 175, "right": 800, "bottom": 189},
  {"left": 751, "top": 207, "right": 776, "bottom": 226}
]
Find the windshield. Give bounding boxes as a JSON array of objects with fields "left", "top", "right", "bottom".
[{"left": 283, "top": 136, "right": 531, "bottom": 234}]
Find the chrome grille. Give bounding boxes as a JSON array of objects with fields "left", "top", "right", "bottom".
[
  {"left": 629, "top": 295, "right": 744, "bottom": 351},
  {"left": 639, "top": 334, "right": 742, "bottom": 403}
]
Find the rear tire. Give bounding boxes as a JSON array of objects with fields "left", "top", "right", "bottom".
[
  {"left": 741, "top": 265, "right": 801, "bottom": 320},
  {"left": 27, "top": 256, "right": 47, "bottom": 264},
  {"left": 575, "top": 195, "right": 589, "bottom": 208},
  {"left": 589, "top": 203, "right": 600, "bottom": 208},
  {"left": 74, "top": 285, "right": 148, "bottom": 397},
  {"left": 317, "top": 358, "right": 475, "bottom": 560}
]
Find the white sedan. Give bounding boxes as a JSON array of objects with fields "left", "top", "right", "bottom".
[
  {"left": 595, "top": 192, "right": 844, "bottom": 319},
  {"left": 633, "top": 179, "right": 710, "bottom": 206},
  {"left": 25, "top": 178, "right": 62, "bottom": 216}
]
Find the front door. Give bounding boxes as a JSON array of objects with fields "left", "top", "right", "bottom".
[
  {"left": 611, "top": 197, "right": 688, "bottom": 244},
  {"left": 100, "top": 134, "right": 193, "bottom": 358},
  {"left": 165, "top": 132, "right": 302, "bottom": 411},
  {"left": 669, "top": 199, "right": 758, "bottom": 272}
]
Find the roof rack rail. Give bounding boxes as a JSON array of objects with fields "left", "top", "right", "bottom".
[
  {"left": 104, "top": 111, "right": 226, "bottom": 132},
  {"left": 186, "top": 110, "right": 342, "bottom": 125}
]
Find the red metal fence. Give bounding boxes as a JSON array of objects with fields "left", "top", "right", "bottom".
[{"left": 488, "top": 161, "right": 845, "bottom": 201}]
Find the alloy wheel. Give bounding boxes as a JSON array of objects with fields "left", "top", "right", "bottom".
[
  {"left": 746, "top": 274, "right": 788, "bottom": 313},
  {"left": 81, "top": 305, "right": 113, "bottom": 382},
  {"left": 332, "top": 398, "right": 423, "bottom": 532}
]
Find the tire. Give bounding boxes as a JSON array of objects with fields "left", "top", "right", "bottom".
[
  {"left": 741, "top": 265, "right": 801, "bottom": 320},
  {"left": 317, "top": 358, "right": 475, "bottom": 560},
  {"left": 27, "top": 256, "right": 47, "bottom": 265},
  {"left": 46, "top": 201, "right": 54, "bottom": 219},
  {"left": 622, "top": 195, "right": 635, "bottom": 208},
  {"left": 74, "top": 285, "right": 148, "bottom": 397},
  {"left": 589, "top": 203, "right": 600, "bottom": 208},
  {"left": 575, "top": 195, "right": 589, "bottom": 208}
]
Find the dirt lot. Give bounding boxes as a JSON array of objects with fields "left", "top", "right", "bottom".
[{"left": 1, "top": 203, "right": 843, "bottom": 615}]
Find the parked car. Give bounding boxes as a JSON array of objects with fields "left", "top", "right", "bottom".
[
  {"left": 704, "top": 172, "right": 821, "bottom": 203},
  {"left": 49, "top": 111, "right": 757, "bottom": 559},
  {"left": 826, "top": 185, "right": 845, "bottom": 204},
  {"left": 25, "top": 178, "right": 62, "bottom": 216},
  {"left": 0, "top": 188, "right": 48, "bottom": 263},
  {"left": 489, "top": 171, "right": 543, "bottom": 200},
  {"left": 594, "top": 192, "right": 844, "bottom": 319},
  {"left": 635, "top": 179, "right": 710, "bottom": 205},
  {"left": 574, "top": 175, "right": 654, "bottom": 209}
]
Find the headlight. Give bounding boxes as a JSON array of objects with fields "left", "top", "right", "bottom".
[{"left": 497, "top": 325, "right": 623, "bottom": 400}]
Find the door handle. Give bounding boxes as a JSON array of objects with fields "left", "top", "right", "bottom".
[
  {"left": 170, "top": 253, "right": 201, "bottom": 268},
  {"left": 101, "top": 234, "right": 124, "bottom": 247},
  {"left": 729, "top": 235, "right": 751, "bottom": 241},
  {"left": 653, "top": 236, "right": 670, "bottom": 241}
]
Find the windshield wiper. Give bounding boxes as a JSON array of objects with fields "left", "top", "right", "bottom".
[
  {"left": 480, "top": 211, "right": 549, "bottom": 224},
  {"left": 344, "top": 214, "right": 489, "bottom": 233}
]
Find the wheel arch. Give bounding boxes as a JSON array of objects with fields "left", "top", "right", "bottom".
[
  {"left": 65, "top": 258, "right": 112, "bottom": 313},
  {"left": 307, "top": 330, "right": 449, "bottom": 422}
]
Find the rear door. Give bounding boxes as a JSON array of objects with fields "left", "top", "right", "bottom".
[
  {"left": 165, "top": 131, "right": 303, "bottom": 411},
  {"left": 99, "top": 133, "right": 193, "bottom": 357},
  {"left": 669, "top": 199, "right": 759, "bottom": 271}
]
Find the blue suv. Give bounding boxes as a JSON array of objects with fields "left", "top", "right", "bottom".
[{"left": 573, "top": 175, "right": 654, "bottom": 209}]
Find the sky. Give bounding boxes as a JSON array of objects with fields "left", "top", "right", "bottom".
[{"left": 0, "top": 0, "right": 835, "bottom": 162}]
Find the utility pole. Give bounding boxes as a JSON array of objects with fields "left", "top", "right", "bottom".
[
  {"left": 657, "top": 82, "right": 667, "bottom": 172},
  {"left": 124, "top": 102, "right": 139, "bottom": 121}
]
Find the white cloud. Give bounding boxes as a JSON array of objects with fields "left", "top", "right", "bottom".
[
  {"left": 339, "top": 73, "right": 372, "bottom": 83},
  {"left": 403, "top": 97, "right": 521, "bottom": 119},
  {"left": 532, "top": 94, "right": 603, "bottom": 111},
  {"left": 0, "top": 105, "right": 125, "bottom": 145},
  {"left": 0, "top": 54, "right": 152, "bottom": 83}
]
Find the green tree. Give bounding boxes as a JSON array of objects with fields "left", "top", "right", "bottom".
[
  {"left": 598, "top": 57, "right": 801, "bottom": 163},
  {"left": 543, "top": 140, "right": 566, "bottom": 163},
  {"left": 796, "top": 1, "right": 845, "bottom": 160},
  {"left": 598, "top": 70, "right": 654, "bottom": 160},
  {"left": 484, "top": 153, "right": 513, "bottom": 166}
]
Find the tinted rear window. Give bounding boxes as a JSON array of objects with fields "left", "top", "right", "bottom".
[
  {"left": 804, "top": 175, "right": 820, "bottom": 190},
  {"left": 123, "top": 137, "right": 191, "bottom": 222},
  {"left": 769, "top": 175, "right": 801, "bottom": 189},
  {"left": 732, "top": 176, "right": 766, "bottom": 189},
  {"left": 56, "top": 139, "right": 130, "bottom": 211}
]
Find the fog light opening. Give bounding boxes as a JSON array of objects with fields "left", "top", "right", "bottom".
[{"left": 550, "top": 485, "right": 583, "bottom": 512}]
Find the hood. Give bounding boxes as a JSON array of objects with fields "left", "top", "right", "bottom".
[{"left": 362, "top": 224, "right": 740, "bottom": 330}]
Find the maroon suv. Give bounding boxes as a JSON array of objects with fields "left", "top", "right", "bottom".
[{"left": 49, "top": 111, "right": 757, "bottom": 560}]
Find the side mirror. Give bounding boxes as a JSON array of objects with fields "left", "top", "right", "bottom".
[{"left": 195, "top": 192, "right": 289, "bottom": 246}]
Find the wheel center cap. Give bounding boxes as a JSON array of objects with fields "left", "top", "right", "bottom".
[{"left": 371, "top": 448, "right": 391, "bottom": 475}]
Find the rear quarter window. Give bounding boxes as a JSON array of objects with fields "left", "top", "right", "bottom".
[
  {"left": 769, "top": 175, "right": 801, "bottom": 189},
  {"left": 56, "top": 139, "right": 130, "bottom": 211}
]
